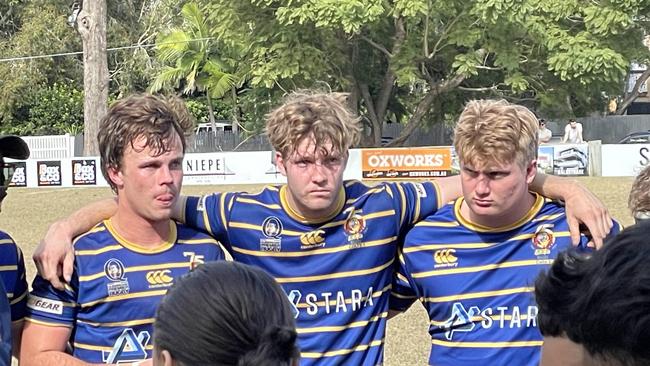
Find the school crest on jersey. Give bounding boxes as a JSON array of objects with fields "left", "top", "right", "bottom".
[
  {"left": 344, "top": 212, "right": 366, "bottom": 248},
  {"left": 104, "top": 258, "right": 130, "bottom": 296},
  {"left": 532, "top": 224, "right": 556, "bottom": 257},
  {"left": 260, "top": 216, "right": 282, "bottom": 252},
  {"left": 102, "top": 328, "right": 150, "bottom": 364}
]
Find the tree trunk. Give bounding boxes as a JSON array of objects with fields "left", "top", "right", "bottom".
[
  {"left": 616, "top": 68, "right": 650, "bottom": 115},
  {"left": 206, "top": 92, "right": 216, "bottom": 131},
  {"left": 230, "top": 87, "right": 239, "bottom": 134},
  {"left": 79, "top": 0, "right": 108, "bottom": 156}
]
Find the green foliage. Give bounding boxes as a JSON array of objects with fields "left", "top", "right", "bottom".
[{"left": 2, "top": 83, "right": 83, "bottom": 135}]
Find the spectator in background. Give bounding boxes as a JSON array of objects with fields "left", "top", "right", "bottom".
[
  {"left": 562, "top": 118, "right": 584, "bottom": 143},
  {"left": 153, "top": 261, "right": 299, "bottom": 366},
  {"left": 535, "top": 221, "right": 650, "bottom": 366},
  {"left": 0, "top": 135, "right": 29, "bottom": 366},
  {"left": 628, "top": 164, "right": 650, "bottom": 223},
  {"left": 538, "top": 119, "right": 552, "bottom": 144}
]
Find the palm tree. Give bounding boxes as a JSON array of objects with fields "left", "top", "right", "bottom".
[{"left": 149, "top": 2, "right": 240, "bottom": 131}]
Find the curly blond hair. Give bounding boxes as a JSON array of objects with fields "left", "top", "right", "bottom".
[
  {"left": 453, "top": 99, "right": 539, "bottom": 169},
  {"left": 265, "top": 91, "right": 362, "bottom": 158},
  {"left": 629, "top": 165, "right": 650, "bottom": 218}
]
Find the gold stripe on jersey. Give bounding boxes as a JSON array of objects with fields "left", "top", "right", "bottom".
[
  {"left": 229, "top": 221, "right": 304, "bottom": 236},
  {"left": 105, "top": 219, "right": 176, "bottom": 254},
  {"left": 232, "top": 236, "right": 396, "bottom": 257},
  {"left": 79, "top": 261, "right": 201, "bottom": 282},
  {"left": 24, "top": 317, "right": 72, "bottom": 328},
  {"left": 301, "top": 339, "right": 384, "bottom": 359},
  {"left": 430, "top": 314, "right": 534, "bottom": 327},
  {"left": 415, "top": 221, "right": 460, "bottom": 228},
  {"left": 275, "top": 259, "right": 394, "bottom": 284},
  {"left": 422, "top": 287, "right": 534, "bottom": 303},
  {"left": 235, "top": 197, "right": 282, "bottom": 210},
  {"left": 77, "top": 317, "right": 155, "bottom": 327},
  {"left": 394, "top": 184, "right": 407, "bottom": 227},
  {"left": 431, "top": 180, "right": 443, "bottom": 210},
  {"left": 76, "top": 245, "right": 123, "bottom": 256},
  {"left": 413, "top": 186, "right": 421, "bottom": 224},
  {"left": 80, "top": 289, "right": 168, "bottom": 308},
  {"left": 455, "top": 194, "right": 544, "bottom": 233},
  {"left": 532, "top": 213, "right": 565, "bottom": 222},
  {"left": 176, "top": 238, "right": 220, "bottom": 245},
  {"left": 10, "top": 290, "right": 27, "bottom": 305},
  {"left": 298, "top": 312, "right": 388, "bottom": 334},
  {"left": 402, "top": 231, "right": 571, "bottom": 253},
  {"left": 431, "top": 339, "right": 543, "bottom": 348},
  {"left": 73, "top": 342, "right": 154, "bottom": 352},
  {"left": 0, "top": 265, "right": 17, "bottom": 272},
  {"left": 0, "top": 239, "right": 13, "bottom": 245},
  {"left": 345, "top": 186, "right": 387, "bottom": 205},
  {"left": 295, "top": 284, "right": 391, "bottom": 310},
  {"left": 412, "top": 259, "right": 554, "bottom": 278},
  {"left": 320, "top": 210, "right": 396, "bottom": 230},
  {"left": 396, "top": 271, "right": 410, "bottom": 285}
]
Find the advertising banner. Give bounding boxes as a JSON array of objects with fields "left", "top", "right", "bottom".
[
  {"left": 37, "top": 161, "right": 62, "bottom": 186},
  {"left": 537, "top": 146, "right": 554, "bottom": 175},
  {"left": 553, "top": 144, "right": 589, "bottom": 176},
  {"left": 361, "top": 147, "right": 452, "bottom": 179},
  {"left": 8, "top": 161, "right": 27, "bottom": 187},
  {"left": 183, "top": 153, "right": 235, "bottom": 185},
  {"left": 72, "top": 159, "right": 97, "bottom": 185},
  {"left": 601, "top": 144, "right": 650, "bottom": 177}
]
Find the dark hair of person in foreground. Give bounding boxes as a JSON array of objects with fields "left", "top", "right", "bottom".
[
  {"left": 535, "top": 221, "right": 650, "bottom": 366},
  {"left": 154, "top": 261, "right": 300, "bottom": 366}
]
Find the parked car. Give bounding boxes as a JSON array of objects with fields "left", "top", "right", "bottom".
[{"left": 619, "top": 130, "right": 650, "bottom": 144}]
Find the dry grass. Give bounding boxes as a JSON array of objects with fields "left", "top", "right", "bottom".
[{"left": 0, "top": 177, "right": 634, "bottom": 365}]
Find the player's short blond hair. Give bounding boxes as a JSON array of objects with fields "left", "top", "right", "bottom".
[
  {"left": 265, "top": 91, "right": 362, "bottom": 158},
  {"left": 453, "top": 99, "right": 539, "bottom": 169},
  {"left": 629, "top": 165, "right": 650, "bottom": 218}
]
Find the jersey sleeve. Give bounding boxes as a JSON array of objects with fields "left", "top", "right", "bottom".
[
  {"left": 26, "top": 273, "right": 78, "bottom": 327},
  {"left": 389, "top": 250, "right": 418, "bottom": 312},
  {"left": 387, "top": 181, "right": 441, "bottom": 234},
  {"left": 9, "top": 247, "right": 27, "bottom": 322},
  {"left": 183, "top": 192, "right": 239, "bottom": 249}
]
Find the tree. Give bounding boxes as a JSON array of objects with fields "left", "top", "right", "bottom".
[
  {"left": 149, "top": 2, "right": 240, "bottom": 131},
  {"left": 203, "top": 0, "right": 650, "bottom": 146},
  {"left": 75, "top": 0, "right": 108, "bottom": 155}
]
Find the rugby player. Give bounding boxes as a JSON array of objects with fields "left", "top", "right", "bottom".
[
  {"left": 21, "top": 94, "right": 228, "bottom": 365},
  {"left": 34, "top": 92, "right": 612, "bottom": 365},
  {"left": 397, "top": 99, "right": 620, "bottom": 366}
]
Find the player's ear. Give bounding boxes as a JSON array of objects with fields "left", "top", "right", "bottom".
[
  {"left": 160, "top": 349, "right": 175, "bottom": 366},
  {"left": 275, "top": 151, "right": 288, "bottom": 176},
  {"left": 526, "top": 160, "right": 537, "bottom": 184},
  {"left": 106, "top": 164, "right": 124, "bottom": 189}
]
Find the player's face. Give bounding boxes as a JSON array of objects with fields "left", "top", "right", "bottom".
[
  {"left": 460, "top": 158, "right": 536, "bottom": 227},
  {"left": 276, "top": 137, "right": 347, "bottom": 219},
  {"left": 108, "top": 132, "right": 184, "bottom": 223}
]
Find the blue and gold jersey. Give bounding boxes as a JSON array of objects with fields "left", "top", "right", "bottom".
[
  {"left": 26, "top": 219, "right": 228, "bottom": 364},
  {"left": 398, "top": 194, "right": 621, "bottom": 366},
  {"left": 0, "top": 230, "right": 28, "bottom": 323},
  {"left": 184, "top": 180, "right": 440, "bottom": 365}
]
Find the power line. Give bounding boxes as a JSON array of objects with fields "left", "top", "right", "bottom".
[{"left": 0, "top": 36, "right": 215, "bottom": 63}]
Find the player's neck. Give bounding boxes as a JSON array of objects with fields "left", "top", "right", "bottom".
[{"left": 110, "top": 210, "right": 171, "bottom": 248}]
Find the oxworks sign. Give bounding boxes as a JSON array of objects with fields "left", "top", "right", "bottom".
[{"left": 361, "top": 147, "right": 452, "bottom": 179}]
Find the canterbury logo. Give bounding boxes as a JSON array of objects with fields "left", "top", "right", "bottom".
[
  {"left": 300, "top": 230, "right": 325, "bottom": 246},
  {"left": 146, "top": 270, "right": 173, "bottom": 285},
  {"left": 434, "top": 249, "right": 457, "bottom": 265}
]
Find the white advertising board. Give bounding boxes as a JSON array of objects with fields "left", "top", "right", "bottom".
[{"left": 601, "top": 144, "right": 650, "bottom": 177}]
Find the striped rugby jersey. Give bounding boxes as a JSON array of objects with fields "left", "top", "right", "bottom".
[
  {"left": 398, "top": 194, "right": 621, "bottom": 366},
  {"left": 0, "top": 231, "right": 28, "bottom": 323},
  {"left": 183, "top": 179, "right": 441, "bottom": 365},
  {"left": 26, "top": 219, "right": 228, "bottom": 364}
]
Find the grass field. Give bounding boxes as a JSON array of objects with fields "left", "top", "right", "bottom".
[{"left": 0, "top": 177, "right": 635, "bottom": 365}]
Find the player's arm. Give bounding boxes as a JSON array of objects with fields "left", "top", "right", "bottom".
[
  {"left": 33, "top": 198, "right": 117, "bottom": 289},
  {"left": 530, "top": 173, "right": 612, "bottom": 248}
]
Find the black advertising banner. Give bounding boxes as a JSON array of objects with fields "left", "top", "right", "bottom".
[
  {"left": 37, "top": 161, "right": 62, "bottom": 186},
  {"left": 8, "top": 162, "right": 27, "bottom": 187},
  {"left": 72, "top": 159, "right": 97, "bottom": 185}
]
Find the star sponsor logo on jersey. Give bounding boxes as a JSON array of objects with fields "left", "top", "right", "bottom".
[
  {"left": 104, "top": 258, "right": 130, "bottom": 297},
  {"left": 532, "top": 224, "right": 556, "bottom": 257},
  {"left": 433, "top": 249, "right": 458, "bottom": 268},
  {"left": 102, "top": 328, "right": 150, "bottom": 364},
  {"left": 300, "top": 230, "right": 326, "bottom": 250},
  {"left": 438, "top": 302, "right": 539, "bottom": 341},
  {"left": 145, "top": 269, "right": 173, "bottom": 289},
  {"left": 260, "top": 216, "right": 282, "bottom": 252},
  {"left": 344, "top": 211, "right": 366, "bottom": 248},
  {"left": 27, "top": 295, "right": 64, "bottom": 315},
  {"left": 286, "top": 287, "right": 375, "bottom": 318}
]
